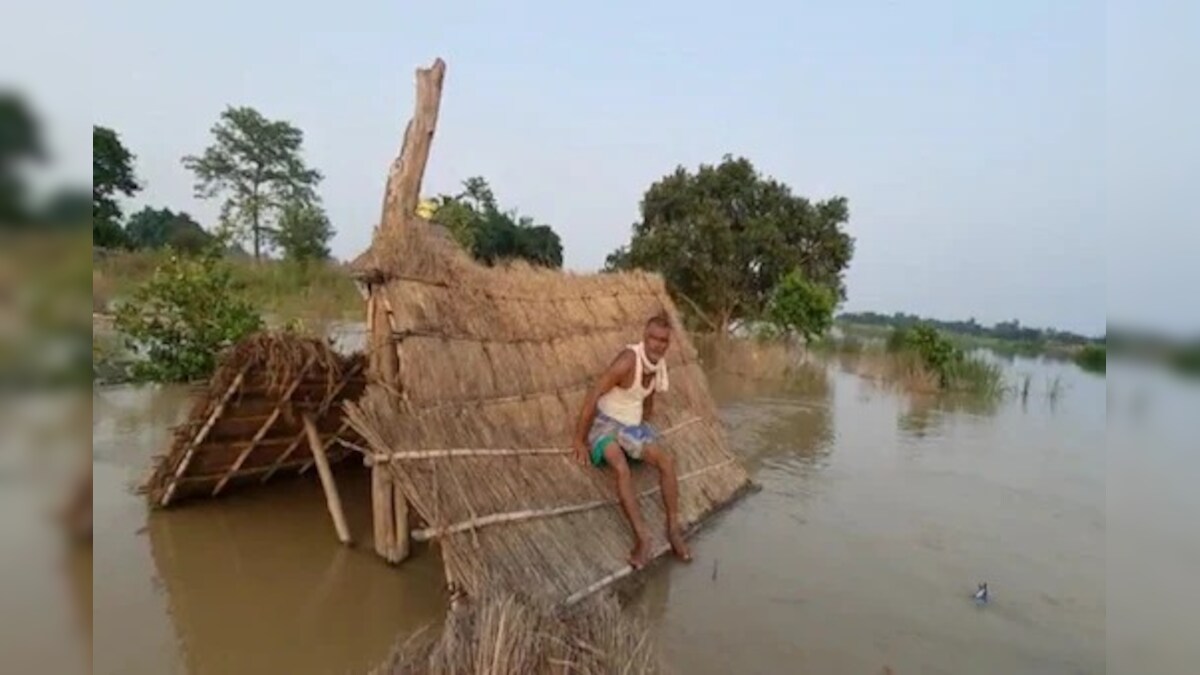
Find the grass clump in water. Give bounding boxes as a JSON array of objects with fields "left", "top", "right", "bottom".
[
  {"left": 1074, "top": 344, "right": 1106, "bottom": 374},
  {"left": 886, "top": 324, "right": 1005, "bottom": 395}
]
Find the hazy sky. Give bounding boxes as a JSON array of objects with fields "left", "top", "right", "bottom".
[{"left": 8, "top": 1, "right": 1197, "bottom": 336}]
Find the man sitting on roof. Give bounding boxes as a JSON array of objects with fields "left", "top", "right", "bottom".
[{"left": 572, "top": 312, "right": 692, "bottom": 568}]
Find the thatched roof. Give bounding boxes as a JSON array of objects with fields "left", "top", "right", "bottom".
[
  {"left": 143, "top": 332, "right": 367, "bottom": 506},
  {"left": 346, "top": 222, "right": 751, "bottom": 602}
]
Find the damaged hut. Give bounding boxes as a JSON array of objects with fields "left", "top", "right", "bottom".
[{"left": 144, "top": 58, "right": 751, "bottom": 606}]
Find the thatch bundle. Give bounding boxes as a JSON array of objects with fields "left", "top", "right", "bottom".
[
  {"left": 375, "top": 593, "right": 660, "bottom": 675},
  {"left": 143, "top": 331, "right": 366, "bottom": 506},
  {"left": 347, "top": 221, "right": 751, "bottom": 600}
]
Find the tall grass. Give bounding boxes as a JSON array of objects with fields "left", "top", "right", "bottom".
[
  {"left": 93, "top": 250, "right": 361, "bottom": 323},
  {"left": 946, "top": 355, "right": 1006, "bottom": 396}
]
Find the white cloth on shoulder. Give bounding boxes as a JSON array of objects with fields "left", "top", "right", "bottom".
[{"left": 630, "top": 341, "right": 669, "bottom": 393}]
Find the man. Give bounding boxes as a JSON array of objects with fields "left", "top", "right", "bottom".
[{"left": 572, "top": 312, "right": 692, "bottom": 568}]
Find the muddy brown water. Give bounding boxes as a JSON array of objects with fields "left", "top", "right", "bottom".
[{"left": 9, "top": 351, "right": 1197, "bottom": 673}]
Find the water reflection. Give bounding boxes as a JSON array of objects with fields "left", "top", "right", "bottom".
[
  {"left": 143, "top": 476, "right": 446, "bottom": 675},
  {"left": 897, "top": 392, "right": 1002, "bottom": 440},
  {"left": 91, "top": 384, "right": 447, "bottom": 675}
]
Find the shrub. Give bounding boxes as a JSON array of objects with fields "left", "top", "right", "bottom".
[
  {"left": 1074, "top": 344, "right": 1106, "bottom": 373},
  {"left": 765, "top": 270, "right": 837, "bottom": 342},
  {"left": 114, "top": 250, "right": 263, "bottom": 382}
]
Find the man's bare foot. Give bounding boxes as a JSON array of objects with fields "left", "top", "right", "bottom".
[
  {"left": 629, "top": 537, "right": 652, "bottom": 569},
  {"left": 667, "top": 526, "right": 692, "bottom": 562}
]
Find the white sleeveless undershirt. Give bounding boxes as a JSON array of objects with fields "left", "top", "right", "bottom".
[{"left": 596, "top": 343, "right": 666, "bottom": 426}]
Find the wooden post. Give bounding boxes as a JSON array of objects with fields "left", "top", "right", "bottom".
[
  {"left": 303, "top": 414, "right": 352, "bottom": 545},
  {"left": 391, "top": 471, "right": 410, "bottom": 563},
  {"left": 370, "top": 464, "right": 410, "bottom": 564},
  {"left": 379, "top": 58, "right": 447, "bottom": 235},
  {"left": 371, "top": 464, "right": 390, "bottom": 560}
]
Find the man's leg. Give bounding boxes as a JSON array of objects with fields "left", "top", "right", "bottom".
[
  {"left": 603, "top": 442, "right": 652, "bottom": 567},
  {"left": 642, "top": 445, "right": 692, "bottom": 561}
]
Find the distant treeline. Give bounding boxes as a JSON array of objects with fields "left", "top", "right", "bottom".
[{"left": 838, "top": 311, "right": 1101, "bottom": 346}]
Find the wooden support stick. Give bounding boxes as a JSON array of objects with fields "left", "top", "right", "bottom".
[
  {"left": 299, "top": 419, "right": 352, "bottom": 475},
  {"left": 411, "top": 459, "right": 735, "bottom": 541},
  {"left": 161, "top": 368, "right": 248, "bottom": 507},
  {"left": 304, "top": 414, "right": 351, "bottom": 545},
  {"left": 212, "top": 356, "right": 316, "bottom": 496}
]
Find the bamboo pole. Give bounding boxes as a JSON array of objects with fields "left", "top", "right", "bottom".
[
  {"left": 303, "top": 414, "right": 351, "bottom": 545},
  {"left": 564, "top": 480, "right": 756, "bottom": 606},
  {"left": 212, "top": 356, "right": 316, "bottom": 496},
  {"left": 370, "top": 417, "right": 705, "bottom": 463},
  {"left": 160, "top": 368, "right": 248, "bottom": 506},
  {"left": 299, "top": 419, "right": 351, "bottom": 475},
  {"left": 411, "top": 459, "right": 735, "bottom": 541},
  {"left": 564, "top": 543, "right": 671, "bottom": 606}
]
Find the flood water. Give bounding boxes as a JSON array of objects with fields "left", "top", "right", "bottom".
[{"left": 18, "top": 350, "right": 1197, "bottom": 673}]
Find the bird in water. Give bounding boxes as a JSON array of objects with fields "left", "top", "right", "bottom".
[{"left": 974, "top": 583, "right": 990, "bottom": 604}]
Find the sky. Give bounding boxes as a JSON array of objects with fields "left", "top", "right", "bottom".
[{"left": 5, "top": 0, "right": 1197, "bottom": 337}]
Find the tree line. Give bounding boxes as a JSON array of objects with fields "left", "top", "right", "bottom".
[{"left": 838, "top": 311, "right": 1100, "bottom": 346}]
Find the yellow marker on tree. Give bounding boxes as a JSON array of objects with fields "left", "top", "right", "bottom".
[{"left": 416, "top": 199, "right": 437, "bottom": 220}]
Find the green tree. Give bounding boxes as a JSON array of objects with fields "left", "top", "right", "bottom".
[
  {"left": 430, "top": 177, "right": 563, "bottom": 268},
  {"left": 607, "top": 156, "right": 854, "bottom": 333},
  {"left": 182, "top": 107, "right": 322, "bottom": 260},
  {"left": 114, "top": 251, "right": 263, "bottom": 382},
  {"left": 274, "top": 201, "right": 333, "bottom": 261},
  {"left": 125, "top": 206, "right": 214, "bottom": 253},
  {"left": 93, "top": 126, "right": 141, "bottom": 247},
  {"left": 0, "top": 92, "right": 45, "bottom": 224},
  {"left": 765, "top": 270, "right": 837, "bottom": 342}
]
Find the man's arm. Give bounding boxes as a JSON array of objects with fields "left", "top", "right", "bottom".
[
  {"left": 643, "top": 391, "right": 655, "bottom": 422},
  {"left": 572, "top": 351, "right": 635, "bottom": 464}
]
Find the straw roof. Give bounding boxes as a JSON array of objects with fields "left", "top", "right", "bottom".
[
  {"left": 376, "top": 592, "right": 661, "bottom": 674},
  {"left": 143, "top": 332, "right": 367, "bottom": 506},
  {"left": 346, "top": 221, "right": 751, "bottom": 602}
]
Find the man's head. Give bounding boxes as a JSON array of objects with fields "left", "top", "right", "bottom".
[{"left": 643, "top": 312, "right": 672, "bottom": 363}]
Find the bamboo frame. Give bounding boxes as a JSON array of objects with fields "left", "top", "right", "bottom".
[
  {"left": 304, "top": 414, "right": 352, "bottom": 545},
  {"left": 211, "top": 355, "right": 316, "bottom": 496},
  {"left": 259, "top": 362, "right": 363, "bottom": 483},
  {"left": 412, "top": 459, "right": 736, "bottom": 542},
  {"left": 174, "top": 456, "right": 339, "bottom": 484},
  {"left": 160, "top": 368, "right": 249, "bottom": 506}
]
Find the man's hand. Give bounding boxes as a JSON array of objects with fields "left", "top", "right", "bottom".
[{"left": 573, "top": 438, "right": 590, "bottom": 466}]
